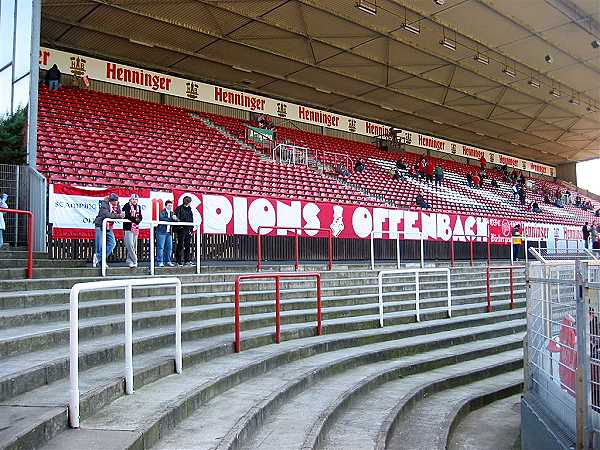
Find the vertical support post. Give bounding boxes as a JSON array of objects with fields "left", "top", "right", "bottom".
[
  {"left": 469, "top": 239, "right": 474, "bottom": 266},
  {"left": 509, "top": 267, "right": 514, "bottom": 309},
  {"left": 14, "top": 166, "right": 19, "bottom": 246},
  {"left": 525, "top": 237, "right": 528, "bottom": 265},
  {"left": 415, "top": 271, "right": 421, "bottom": 322},
  {"left": 26, "top": 212, "right": 33, "bottom": 279},
  {"left": 196, "top": 226, "right": 201, "bottom": 275},
  {"left": 275, "top": 276, "right": 281, "bottom": 344},
  {"left": 316, "top": 274, "right": 322, "bottom": 336},
  {"left": 294, "top": 233, "right": 299, "bottom": 272},
  {"left": 396, "top": 233, "right": 401, "bottom": 269},
  {"left": 447, "top": 269, "right": 452, "bottom": 317},
  {"left": 370, "top": 233, "right": 375, "bottom": 270},
  {"left": 420, "top": 236, "right": 424, "bottom": 268},
  {"left": 378, "top": 272, "right": 384, "bottom": 327},
  {"left": 69, "top": 286, "right": 80, "bottom": 428},
  {"left": 257, "top": 233, "right": 262, "bottom": 272},
  {"left": 510, "top": 237, "right": 514, "bottom": 265},
  {"left": 575, "top": 260, "right": 592, "bottom": 450},
  {"left": 327, "top": 231, "right": 333, "bottom": 271},
  {"left": 486, "top": 267, "right": 491, "bottom": 313},
  {"left": 124, "top": 285, "right": 134, "bottom": 395},
  {"left": 102, "top": 220, "right": 107, "bottom": 277},
  {"left": 149, "top": 224, "right": 155, "bottom": 276},
  {"left": 235, "top": 279, "right": 241, "bottom": 353},
  {"left": 450, "top": 238, "right": 455, "bottom": 267},
  {"left": 175, "top": 281, "right": 182, "bottom": 374},
  {"left": 487, "top": 235, "right": 491, "bottom": 266}
]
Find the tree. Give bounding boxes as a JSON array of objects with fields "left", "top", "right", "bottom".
[{"left": 0, "top": 108, "right": 27, "bottom": 165}]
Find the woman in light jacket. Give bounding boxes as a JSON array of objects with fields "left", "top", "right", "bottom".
[{"left": 0, "top": 193, "right": 7, "bottom": 249}]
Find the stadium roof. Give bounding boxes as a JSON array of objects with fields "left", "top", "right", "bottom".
[{"left": 41, "top": 0, "right": 600, "bottom": 167}]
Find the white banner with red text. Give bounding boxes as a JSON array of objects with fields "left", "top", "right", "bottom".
[
  {"left": 39, "top": 47, "right": 554, "bottom": 176},
  {"left": 50, "top": 185, "right": 583, "bottom": 247}
]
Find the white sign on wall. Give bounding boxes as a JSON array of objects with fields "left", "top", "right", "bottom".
[{"left": 39, "top": 47, "right": 555, "bottom": 176}]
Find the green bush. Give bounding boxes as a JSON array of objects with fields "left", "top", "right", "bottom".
[{"left": 0, "top": 107, "right": 27, "bottom": 165}]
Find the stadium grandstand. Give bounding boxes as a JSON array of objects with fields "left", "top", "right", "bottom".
[{"left": 1, "top": 1, "right": 600, "bottom": 450}]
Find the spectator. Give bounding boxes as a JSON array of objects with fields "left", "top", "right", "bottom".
[
  {"left": 510, "top": 169, "right": 518, "bottom": 183},
  {"left": 544, "top": 193, "right": 552, "bottom": 204},
  {"left": 337, "top": 164, "right": 350, "bottom": 178},
  {"left": 123, "top": 194, "right": 143, "bottom": 268},
  {"left": 396, "top": 158, "right": 407, "bottom": 171},
  {"left": 583, "top": 222, "right": 591, "bottom": 249},
  {"left": 93, "top": 193, "right": 124, "bottom": 268},
  {"left": 575, "top": 195, "right": 582, "bottom": 207},
  {"left": 434, "top": 164, "right": 444, "bottom": 188},
  {"left": 591, "top": 223, "right": 598, "bottom": 250},
  {"left": 392, "top": 168, "right": 403, "bottom": 181},
  {"left": 565, "top": 190, "right": 571, "bottom": 204},
  {"left": 532, "top": 202, "right": 541, "bottom": 213},
  {"left": 466, "top": 172, "right": 473, "bottom": 188},
  {"left": 472, "top": 173, "right": 480, "bottom": 189},
  {"left": 426, "top": 159, "right": 435, "bottom": 183},
  {"left": 418, "top": 156, "right": 427, "bottom": 179},
  {"left": 512, "top": 224, "right": 522, "bottom": 261},
  {"left": 479, "top": 155, "right": 487, "bottom": 170},
  {"left": 408, "top": 164, "right": 418, "bottom": 178},
  {"left": 45, "top": 64, "right": 61, "bottom": 91},
  {"left": 478, "top": 170, "right": 485, "bottom": 188},
  {"left": 501, "top": 163, "right": 509, "bottom": 177},
  {"left": 519, "top": 173, "right": 526, "bottom": 186},
  {"left": 491, "top": 179, "right": 498, "bottom": 188},
  {"left": 0, "top": 193, "right": 7, "bottom": 250},
  {"left": 157, "top": 200, "right": 177, "bottom": 267},
  {"left": 555, "top": 197, "right": 564, "bottom": 208},
  {"left": 512, "top": 183, "right": 519, "bottom": 201},
  {"left": 175, "top": 196, "right": 194, "bottom": 266},
  {"left": 416, "top": 192, "right": 430, "bottom": 209},
  {"left": 519, "top": 186, "right": 526, "bottom": 206},
  {"left": 596, "top": 208, "right": 600, "bottom": 217},
  {"left": 354, "top": 159, "right": 366, "bottom": 173}
]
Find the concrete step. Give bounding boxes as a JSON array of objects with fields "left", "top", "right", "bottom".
[
  {"left": 383, "top": 369, "right": 523, "bottom": 450},
  {"left": 0, "top": 258, "right": 84, "bottom": 269},
  {"left": 0, "top": 275, "right": 524, "bottom": 328},
  {"left": 0, "top": 268, "right": 525, "bottom": 309},
  {"left": 448, "top": 393, "right": 522, "bottom": 450},
  {"left": 36, "top": 319, "right": 524, "bottom": 450},
  {"left": 158, "top": 339, "right": 523, "bottom": 450},
  {"left": 0, "top": 287, "right": 525, "bottom": 358}
]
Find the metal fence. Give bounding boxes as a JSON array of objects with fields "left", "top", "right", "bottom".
[{"left": 525, "top": 260, "right": 600, "bottom": 449}]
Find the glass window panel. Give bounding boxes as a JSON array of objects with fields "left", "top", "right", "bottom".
[
  {"left": 13, "top": 0, "right": 31, "bottom": 80},
  {"left": 0, "top": 0, "right": 16, "bottom": 68},
  {"left": 12, "top": 73, "right": 28, "bottom": 112},
  {"left": 0, "top": 66, "right": 12, "bottom": 116}
]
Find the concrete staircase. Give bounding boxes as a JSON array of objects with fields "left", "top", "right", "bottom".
[{"left": 0, "top": 253, "right": 525, "bottom": 450}]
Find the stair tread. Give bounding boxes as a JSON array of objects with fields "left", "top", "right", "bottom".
[{"left": 386, "top": 370, "right": 523, "bottom": 450}]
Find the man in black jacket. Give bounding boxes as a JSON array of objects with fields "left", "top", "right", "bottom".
[
  {"left": 174, "top": 196, "right": 194, "bottom": 266},
  {"left": 583, "top": 222, "right": 591, "bottom": 249},
  {"left": 123, "top": 194, "right": 143, "bottom": 268},
  {"left": 45, "top": 64, "right": 61, "bottom": 91},
  {"left": 93, "top": 193, "right": 124, "bottom": 267}
]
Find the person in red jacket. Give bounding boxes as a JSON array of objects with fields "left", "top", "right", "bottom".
[
  {"left": 425, "top": 159, "right": 435, "bottom": 183},
  {"left": 418, "top": 156, "right": 427, "bottom": 179},
  {"left": 479, "top": 155, "right": 487, "bottom": 170},
  {"left": 547, "top": 314, "right": 577, "bottom": 397}
]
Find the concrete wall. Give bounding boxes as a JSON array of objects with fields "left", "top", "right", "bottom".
[{"left": 556, "top": 162, "right": 577, "bottom": 185}]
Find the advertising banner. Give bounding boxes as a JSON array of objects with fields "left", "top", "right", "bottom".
[
  {"left": 39, "top": 47, "right": 554, "bottom": 176},
  {"left": 49, "top": 184, "right": 152, "bottom": 238}
]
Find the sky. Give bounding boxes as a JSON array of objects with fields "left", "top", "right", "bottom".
[{"left": 577, "top": 158, "right": 600, "bottom": 196}]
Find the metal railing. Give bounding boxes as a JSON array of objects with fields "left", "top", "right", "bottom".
[
  {"left": 370, "top": 230, "right": 424, "bottom": 270},
  {"left": 0, "top": 208, "right": 33, "bottom": 278},
  {"left": 234, "top": 272, "right": 322, "bottom": 353},
  {"left": 256, "top": 226, "right": 333, "bottom": 272},
  {"left": 485, "top": 265, "right": 525, "bottom": 312},
  {"left": 377, "top": 268, "right": 451, "bottom": 327},
  {"left": 148, "top": 220, "right": 201, "bottom": 276},
  {"left": 449, "top": 233, "right": 489, "bottom": 267},
  {"left": 69, "top": 277, "right": 182, "bottom": 428}
]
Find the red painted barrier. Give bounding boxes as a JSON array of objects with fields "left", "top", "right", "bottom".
[
  {"left": 234, "top": 272, "right": 322, "bottom": 353},
  {"left": 0, "top": 208, "right": 33, "bottom": 279},
  {"left": 257, "top": 226, "right": 333, "bottom": 272},
  {"left": 486, "top": 265, "right": 525, "bottom": 312}
]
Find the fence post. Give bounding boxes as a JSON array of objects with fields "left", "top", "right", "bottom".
[
  {"left": 124, "top": 284, "right": 134, "bottom": 395},
  {"left": 509, "top": 267, "right": 514, "bottom": 309},
  {"left": 575, "top": 260, "right": 592, "bottom": 450},
  {"left": 316, "top": 274, "right": 322, "bottom": 335},
  {"left": 415, "top": 271, "right": 420, "bottom": 322},
  {"left": 294, "top": 233, "right": 299, "bottom": 271},
  {"left": 257, "top": 234, "right": 262, "bottom": 272},
  {"left": 370, "top": 233, "right": 375, "bottom": 270},
  {"left": 69, "top": 286, "right": 80, "bottom": 428},
  {"left": 450, "top": 239, "right": 455, "bottom": 267},
  {"left": 275, "top": 276, "right": 281, "bottom": 343},
  {"left": 175, "top": 281, "right": 182, "bottom": 373},
  {"left": 470, "top": 240, "right": 474, "bottom": 266},
  {"left": 327, "top": 231, "right": 333, "bottom": 271},
  {"left": 486, "top": 267, "right": 491, "bottom": 313},
  {"left": 235, "top": 278, "right": 241, "bottom": 353},
  {"left": 420, "top": 236, "right": 424, "bottom": 268},
  {"left": 396, "top": 233, "right": 401, "bottom": 269},
  {"left": 149, "top": 225, "right": 155, "bottom": 276},
  {"left": 487, "top": 236, "right": 491, "bottom": 266}
]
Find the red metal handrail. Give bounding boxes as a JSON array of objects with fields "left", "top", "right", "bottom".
[
  {"left": 256, "top": 226, "right": 333, "bottom": 272},
  {"left": 485, "top": 265, "right": 525, "bottom": 312},
  {"left": 449, "top": 234, "right": 488, "bottom": 267},
  {"left": 0, "top": 208, "right": 33, "bottom": 279},
  {"left": 234, "top": 272, "right": 322, "bottom": 353}
]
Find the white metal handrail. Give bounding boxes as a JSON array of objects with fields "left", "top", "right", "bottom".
[
  {"left": 69, "top": 277, "right": 182, "bottom": 428},
  {"left": 149, "top": 220, "right": 201, "bottom": 275},
  {"left": 370, "top": 230, "right": 424, "bottom": 270},
  {"left": 377, "top": 268, "right": 451, "bottom": 327}
]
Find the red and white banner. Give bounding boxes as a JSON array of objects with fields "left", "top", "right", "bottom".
[
  {"left": 49, "top": 184, "right": 152, "bottom": 238},
  {"left": 50, "top": 185, "right": 583, "bottom": 247}
]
